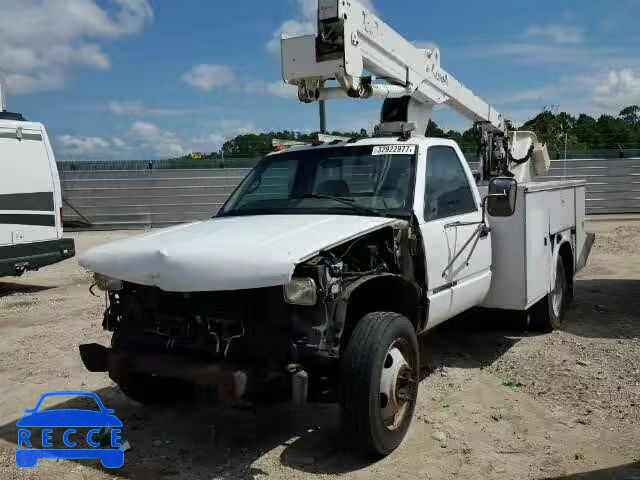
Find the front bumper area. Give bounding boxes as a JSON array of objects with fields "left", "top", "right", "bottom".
[{"left": 79, "top": 343, "right": 248, "bottom": 405}]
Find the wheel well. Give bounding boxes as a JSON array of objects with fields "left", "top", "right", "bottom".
[
  {"left": 558, "top": 242, "right": 574, "bottom": 294},
  {"left": 340, "top": 275, "right": 421, "bottom": 352}
]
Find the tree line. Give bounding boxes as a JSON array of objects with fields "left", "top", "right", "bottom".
[{"left": 176, "top": 105, "right": 640, "bottom": 160}]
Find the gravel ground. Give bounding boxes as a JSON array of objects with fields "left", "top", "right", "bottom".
[{"left": 0, "top": 221, "right": 639, "bottom": 480}]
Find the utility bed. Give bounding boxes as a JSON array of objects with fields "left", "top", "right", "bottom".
[{"left": 481, "top": 180, "right": 594, "bottom": 311}]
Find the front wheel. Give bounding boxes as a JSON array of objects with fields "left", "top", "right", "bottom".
[{"left": 339, "top": 312, "right": 419, "bottom": 457}]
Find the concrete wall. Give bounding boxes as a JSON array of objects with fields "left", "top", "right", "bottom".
[{"left": 60, "top": 158, "right": 640, "bottom": 229}]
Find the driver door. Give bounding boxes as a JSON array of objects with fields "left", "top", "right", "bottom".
[{"left": 418, "top": 145, "right": 492, "bottom": 329}]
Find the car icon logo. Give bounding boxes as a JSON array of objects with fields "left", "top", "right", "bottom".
[{"left": 15, "top": 391, "right": 124, "bottom": 469}]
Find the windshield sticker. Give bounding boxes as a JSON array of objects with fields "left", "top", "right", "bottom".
[{"left": 371, "top": 145, "right": 416, "bottom": 155}]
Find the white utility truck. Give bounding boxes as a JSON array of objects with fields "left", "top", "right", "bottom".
[
  {"left": 78, "top": 0, "right": 594, "bottom": 456},
  {"left": 0, "top": 78, "right": 74, "bottom": 277}
]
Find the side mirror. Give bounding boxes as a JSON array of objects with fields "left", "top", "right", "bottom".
[{"left": 487, "top": 177, "right": 517, "bottom": 217}]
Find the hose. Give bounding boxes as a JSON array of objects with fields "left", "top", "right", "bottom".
[{"left": 509, "top": 144, "right": 535, "bottom": 165}]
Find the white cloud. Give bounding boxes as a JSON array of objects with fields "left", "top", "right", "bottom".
[
  {"left": 0, "top": 0, "right": 153, "bottom": 94},
  {"left": 128, "top": 121, "right": 186, "bottom": 157},
  {"left": 267, "top": 19, "right": 314, "bottom": 56},
  {"left": 451, "top": 19, "right": 640, "bottom": 118},
  {"left": 267, "top": 0, "right": 376, "bottom": 55},
  {"left": 487, "top": 68, "right": 640, "bottom": 122},
  {"left": 182, "top": 64, "right": 235, "bottom": 91},
  {"left": 460, "top": 40, "right": 640, "bottom": 77},
  {"left": 192, "top": 120, "right": 257, "bottom": 151},
  {"left": 58, "top": 134, "right": 114, "bottom": 156},
  {"left": 591, "top": 69, "right": 640, "bottom": 110},
  {"left": 497, "top": 87, "right": 558, "bottom": 105},
  {"left": 413, "top": 41, "right": 438, "bottom": 51},
  {"left": 129, "top": 121, "right": 161, "bottom": 141},
  {"left": 58, "top": 121, "right": 186, "bottom": 158},
  {"left": 57, "top": 119, "right": 258, "bottom": 159},
  {"left": 245, "top": 80, "right": 298, "bottom": 98},
  {"left": 330, "top": 109, "right": 379, "bottom": 133},
  {"left": 213, "top": 119, "right": 255, "bottom": 134},
  {"left": 524, "top": 25, "right": 584, "bottom": 44},
  {"left": 105, "top": 100, "right": 194, "bottom": 116},
  {"left": 181, "top": 62, "right": 296, "bottom": 98}
]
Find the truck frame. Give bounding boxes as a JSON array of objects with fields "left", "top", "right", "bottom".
[{"left": 78, "top": 0, "right": 594, "bottom": 457}]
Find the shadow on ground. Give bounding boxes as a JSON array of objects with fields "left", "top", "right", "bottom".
[
  {"left": 545, "top": 460, "right": 640, "bottom": 480},
  {"left": 0, "top": 281, "right": 54, "bottom": 298},
  {"left": 0, "top": 278, "right": 636, "bottom": 478},
  {"left": 0, "top": 386, "right": 361, "bottom": 478},
  {"left": 567, "top": 279, "right": 640, "bottom": 339},
  {"left": 0, "top": 311, "right": 530, "bottom": 478}
]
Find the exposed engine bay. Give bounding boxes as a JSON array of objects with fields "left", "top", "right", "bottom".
[{"left": 83, "top": 220, "right": 423, "bottom": 404}]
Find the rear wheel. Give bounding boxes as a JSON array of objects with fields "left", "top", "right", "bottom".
[
  {"left": 339, "top": 312, "right": 419, "bottom": 457},
  {"left": 530, "top": 257, "right": 569, "bottom": 332}
]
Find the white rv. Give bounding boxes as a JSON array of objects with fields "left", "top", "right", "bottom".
[{"left": 0, "top": 78, "right": 74, "bottom": 277}]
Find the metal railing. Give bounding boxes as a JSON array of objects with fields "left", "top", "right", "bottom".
[
  {"left": 59, "top": 157, "right": 640, "bottom": 230},
  {"left": 56, "top": 149, "right": 640, "bottom": 172}
]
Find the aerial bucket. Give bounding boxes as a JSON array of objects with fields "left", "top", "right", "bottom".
[{"left": 509, "top": 131, "right": 550, "bottom": 182}]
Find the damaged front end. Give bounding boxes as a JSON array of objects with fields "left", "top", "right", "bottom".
[{"left": 80, "top": 219, "right": 424, "bottom": 406}]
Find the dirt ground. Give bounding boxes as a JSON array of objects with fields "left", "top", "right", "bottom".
[{"left": 1, "top": 220, "right": 639, "bottom": 480}]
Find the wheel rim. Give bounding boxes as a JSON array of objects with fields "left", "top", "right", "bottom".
[
  {"left": 379, "top": 340, "right": 415, "bottom": 431},
  {"left": 551, "top": 265, "right": 565, "bottom": 317}
]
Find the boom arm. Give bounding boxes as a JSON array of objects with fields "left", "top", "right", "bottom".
[
  {"left": 280, "top": 0, "right": 550, "bottom": 182},
  {"left": 281, "top": 0, "right": 505, "bottom": 134}
]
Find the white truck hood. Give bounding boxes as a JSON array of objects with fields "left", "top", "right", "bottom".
[{"left": 79, "top": 214, "right": 396, "bottom": 292}]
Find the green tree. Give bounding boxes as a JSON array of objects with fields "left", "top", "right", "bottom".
[
  {"left": 619, "top": 105, "right": 640, "bottom": 125},
  {"left": 186, "top": 105, "right": 640, "bottom": 163}
]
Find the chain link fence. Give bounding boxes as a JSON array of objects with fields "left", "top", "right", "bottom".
[{"left": 59, "top": 154, "right": 640, "bottom": 230}]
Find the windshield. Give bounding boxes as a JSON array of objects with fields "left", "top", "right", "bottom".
[{"left": 219, "top": 145, "right": 417, "bottom": 218}]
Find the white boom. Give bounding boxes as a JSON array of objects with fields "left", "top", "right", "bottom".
[{"left": 280, "top": 0, "right": 550, "bottom": 182}]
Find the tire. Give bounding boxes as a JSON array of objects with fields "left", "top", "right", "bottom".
[
  {"left": 530, "top": 256, "right": 569, "bottom": 333},
  {"left": 339, "top": 312, "right": 419, "bottom": 457}
]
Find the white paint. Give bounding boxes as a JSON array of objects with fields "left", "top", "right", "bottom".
[
  {"left": 79, "top": 214, "right": 396, "bottom": 292},
  {"left": 371, "top": 145, "right": 416, "bottom": 155},
  {"left": 281, "top": 0, "right": 549, "bottom": 182},
  {"left": 0, "top": 120, "right": 62, "bottom": 247},
  {"left": 79, "top": 134, "right": 589, "bottom": 328},
  {"left": 281, "top": 0, "right": 505, "bottom": 130},
  {"left": 413, "top": 139, "right": 492, "bottom": 329},
  {"left": 481, "top": 180, "right": 586, "bottom": 310}
]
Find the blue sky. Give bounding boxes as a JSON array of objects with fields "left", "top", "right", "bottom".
[{"left": 2, "top": 0, "right": 639, "bottom": 159}]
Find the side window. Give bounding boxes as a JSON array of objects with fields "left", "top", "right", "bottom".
[{"left": 424, "top": 146, "right": 477, "bottom": 221}]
